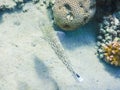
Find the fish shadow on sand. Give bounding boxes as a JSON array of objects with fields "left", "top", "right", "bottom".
[{"left": 34, "top": 56, "right": 59, "bottom": 90}]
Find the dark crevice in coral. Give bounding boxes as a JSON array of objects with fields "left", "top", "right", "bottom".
[
  {"left": 84, "top": 17, "right": 88, "bottom": 23},
  {"left": 64, "top": 3, "right": 72, "bottom": 11},
  {"left": 68, "top": 12, "right": 74, "bottom": 18},
  {"left": 58, "top": 6, "right": 62, "bottom": 10},
  {"left": 79, "top": 2, "right": 84, "bottom": 8},
  {"left": 63, "top": 24, "right": 70, "bottom": 30}
]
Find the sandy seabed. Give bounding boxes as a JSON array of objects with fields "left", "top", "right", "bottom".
[{"left": 0, "top": 0, "right": 120, "bottom": 90}]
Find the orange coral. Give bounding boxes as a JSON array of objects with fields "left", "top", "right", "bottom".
[{"left": 103, "top": 39, "right": 120, "bottom": 66}]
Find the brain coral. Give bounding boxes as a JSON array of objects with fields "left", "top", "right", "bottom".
[{"left": 53, "top": 0, "right": 96, "bottom": 31}]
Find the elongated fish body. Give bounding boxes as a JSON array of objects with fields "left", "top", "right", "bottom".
[
  {"left": 40, "top": 23, "right": 83, "bottom": 82},
  {"left": 38, "top": 2, "right": 83, "bottom": 81}
]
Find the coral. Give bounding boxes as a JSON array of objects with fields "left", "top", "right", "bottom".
[
  {"left": 102, "top": 38, "right": 120, "bottom": 66},
  {"left": 41, "top": 24, "right": 82, "bottom": 81},
  {"left": 53, "top": 0, "right": 96, "bottom": 31},
  {"left": 97, "top": 13, "right": 120, "bottom": 66}
]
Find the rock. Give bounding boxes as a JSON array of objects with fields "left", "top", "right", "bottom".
[
  {"left": 95, "top": 0, "right": 120, "bottom": 20},
  {"left": 53, "top": 0, "right": 96, "bottom": 31},
  {"left": 115, "top": 0, "right": 120, "bottom": 11}
]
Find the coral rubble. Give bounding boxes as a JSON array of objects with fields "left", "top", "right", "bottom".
[
  {"left": 0, "top": 0, "right": 40, "bottom": 11},
  {"left": 53, "top": 0, "right": 96, "bottom": 31},
  {"left": 0, "top": 0, "right": 24, "bottom": 10}
]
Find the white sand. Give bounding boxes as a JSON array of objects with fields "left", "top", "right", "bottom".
[{"left": 0, "top": 1, "right": 120, "bottom": 90}]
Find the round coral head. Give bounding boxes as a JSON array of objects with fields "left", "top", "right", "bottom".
[{"left": 53, "top": 0, "right": 96, "bottom": 31}]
